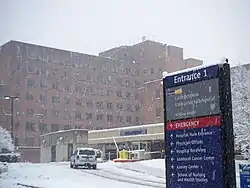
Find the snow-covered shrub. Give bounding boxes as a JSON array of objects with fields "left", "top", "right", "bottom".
[
  {"left": 231, "top": 64, "right": 250, "bottom": 158},
  {"left": 0, "top": 126, "right": 14, "bottom": 153},
  {"left": 0, "top": 162, "right": 8, "bottom": 174}
]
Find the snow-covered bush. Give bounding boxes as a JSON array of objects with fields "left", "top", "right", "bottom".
[
  {"left": 231, "top": 64, "right": 250, "bottom": 158},
  {"left": 0, "top": 162, "right": 8, "bottom": 174},
  {"left": 0, "top": 126, "right": 14, "bottom": 153}
]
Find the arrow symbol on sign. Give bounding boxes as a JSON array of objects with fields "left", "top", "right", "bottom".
[
  {"left": 171, "top": 150, "right": 174, "bottom": 154},
  {"left": 170, "top": 124, "right": 173, "bottom": 128},
  {"left": 171, "top": 165, "right": 175, "bottom": 169},
  {"left": 171, "top": 173, "right": 175, "bottom": 177},
  {"left": 170, "top": 142, "right": 174, "bottom": 146},
  {"left": 171, "top": 157, "right": 174, "bottom": 161}
]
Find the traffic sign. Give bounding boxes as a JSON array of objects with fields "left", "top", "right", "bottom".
[{"left": 163, "top": 63, "right": 236, "bottom": 188}]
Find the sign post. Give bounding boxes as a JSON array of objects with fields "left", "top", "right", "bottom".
[{"left": 163, "top": 63, "right": 236, "bottom": 188}]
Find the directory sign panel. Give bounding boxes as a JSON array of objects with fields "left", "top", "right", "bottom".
[{"left": 163, "top": 63, "right": 236, "bottom": 188}]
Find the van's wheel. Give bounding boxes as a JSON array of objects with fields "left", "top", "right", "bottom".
[
  {"left": 92, "top": 165, "right": 97, "bottom": 170},
  {"left": 70, "top": 163, "right": 73, "bottom": 168}
]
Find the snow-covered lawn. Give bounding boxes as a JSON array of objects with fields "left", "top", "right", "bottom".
[{"left": 0, "top": 159, "right": 248, "bottom": 188}]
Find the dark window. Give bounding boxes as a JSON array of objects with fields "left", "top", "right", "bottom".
[
  {"left": 96, "top": 114, "right": 103, "bottom": 121},
  {"left": 26, "top": 121, "right": 36, "bottom": 132},
  {"left": 64, "top": 125, "right": 71, "bottom": 130},
  {"left": 86, "top": 113, "right": 92, "bottom": 120},
  {"left": 156, "top": 108, "right": 161, "bottom": 117},
  {"left": 151, "top": 67, "right": 155, "bottom": 74},
  {"left": 39, "top": 123, "right": 48, "bottom": 134},
  {"left": 156, "top": 89, "right": 161, "bottom": 99},
  {"left": 64, "top": 97, "right": 70, "bottom": 104},
  {"left": 26, "top": 108, "right": 34, "bottom": 116},
  {"left": 74, "top": 111, "right": 82, "bottom": 120},
  {"left": 75, "top": 98, "right": 82, "bottom": 106},
  {"left": 126, "top": 92, "right": 131, "bottom": 99},
  {"left": 40, "top": 94, "right": 46, "bottom": 102},
  {"left": 135, "top": 104, "right": 140, "bottom": 111},
  {"left": 26, "top": 93, "right": 33, "bottom": 101},
  {"left": 116, "top": 90, "right": 122, "bottom": 97},
  {"left": 107, "top": 102, "right": 113, "bottom": 109},
  {"left": 135, "top": 117, "right": 140, "bottom": 124},
  {"left": 107, "top": 115, "right": 113, "bottom": 122},
  {"left": 86, "top": 100, "right": 93, "bottom": 108},
  {"left": 126, "top": 116, "right": 132, "bottom": 123},
  {"left": 27, "top": 79, "right": 35, "bottom": 88},
  {"left": 52, "top": 96, "right": 59, "bottom": 104},
  {"left": 117, "top": 103, "right": 123, "bottom": 110},
  {"left": 51, "top": 124, "right": 59, "bottom": 132},
  {"left": 96, "top": 101, "right": 104, "bottom": 109}
]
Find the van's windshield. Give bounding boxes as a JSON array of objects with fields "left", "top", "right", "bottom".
[{"left": 79, "top": 150, "right": 95, "bottom": 155}]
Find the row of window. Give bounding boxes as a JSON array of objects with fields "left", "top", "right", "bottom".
[
  {"left": 26, "top": 92, "right": 139, "bottom": 104},
  {"left": 25, "top": 77, "right": 142, "bottom": 91},
  {"left": 24, "top": 115, "right": 140, "bottom": 134}
]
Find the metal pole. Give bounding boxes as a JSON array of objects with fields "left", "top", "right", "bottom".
[{"left": 10, "top": 97, "right": 14, "bottom": 142}]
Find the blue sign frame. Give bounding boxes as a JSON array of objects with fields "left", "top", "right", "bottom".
[
  {"left": 163, "top": 63, "right": 236, "bottom": 188},
  {"left": 239, "top": 164, "right": 250, "bottom": 188}
]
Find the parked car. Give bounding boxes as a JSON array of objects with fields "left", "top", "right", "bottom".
[{"left": 70, "top": 148, "right": 97, "bottom": 169}]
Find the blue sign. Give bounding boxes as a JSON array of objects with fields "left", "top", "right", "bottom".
[
  {"left": 166, "top": 116, "right": 224, "bottom": 188},
  {"left": 164, "top": 64, "right": 219, "bottom": 88},
  {"left": 239, "top": 164, "right": 250, "bottom": 188},
  {"left": 120, "top": 129, "right": 147, "bottom": 136}
]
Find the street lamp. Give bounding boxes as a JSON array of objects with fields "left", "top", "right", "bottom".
[{"left": 4, "top": 96, "right": 19, "bottom": 143}]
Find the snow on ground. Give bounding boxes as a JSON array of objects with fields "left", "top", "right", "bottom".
[{"left": 0, "top": 159, "right": 249, "bottom": 188}]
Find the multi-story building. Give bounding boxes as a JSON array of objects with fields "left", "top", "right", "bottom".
[{"left": 0, "top": 39, "right": 203, "bottom": 147}]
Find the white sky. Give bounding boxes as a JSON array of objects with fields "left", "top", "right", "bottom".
[{"left": 0, "top": 0, "right": 249, "bottom": 65}]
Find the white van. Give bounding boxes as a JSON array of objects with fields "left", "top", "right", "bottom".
[{"left": 70, "top": 148, "right": 97, "bottom": 169}]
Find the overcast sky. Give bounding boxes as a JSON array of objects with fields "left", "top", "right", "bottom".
[{"left": 0, "top": 0, "right": 249, "bottom": 65}]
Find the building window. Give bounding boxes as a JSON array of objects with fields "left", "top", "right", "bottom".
[
  {"left": 96, "top": 101, "right": 104, "bottom": 109},
  {"left": 52, "top": 96, "right": 59, "bottom": 104},
  {"left": 64, "top": 125, "right": 71, "bottom": 130},
  {"left": 39, "top": 123, "right": 48, "bottom": 134},
  {"left": 107, "top": 102, "right": 113, "bottom": 109},
  {"left": 64, "top": 97, "right": 70, "bottom": 104},
  {"left": 51, "top": 124, "right": 59, "bottom": 132},
  {"left": 64, "top": 85, "right": 70, "bottom": 92},
  {"left": 135, "top": 104, "right": 140, "bottom": 111},
  {"left": 86, "top": 100, "right": 93, "bottom": 108},
  {"left": 116, "top": 103, "right": 123, "bottom": 110},
  {"left": 86, "top": 74, "right": 91, "bottom": 82},
  {"left": 86, "top": 113, "right": 92, "bottom": 120},
  {"left": 156, "top": 108, "right": 161, "bottom": 117},
  {"left": 26, "top": 93, "right": 33, "bottom": 101},
  {"left": 26, "top": 108, "right": 34, "bottom": 117},
  {"left": 40, "top": 79, "right": 46, "bottom": 88},
  {"left": 107, "top": 89, "right": 113, "bottom": 96},
  {"left": 74, "top": 111, "right": 82, "bottom": 120},
  {"left": 126, "top": 116, "right": 132, "bottom": 124},
  {"left": 135, "top": 117, "right": 140, "bottom": 124},
  {"left": 52, "top": 110, "right": 60, "bottom": 117},
  {"left": 75, "top": 98, "right": 82, "bottom": 106},
  {"left": 75, "top": 86, "right": 81, "bottom": 93},
  {"left": 40, "top": 94, "right": 46, "bottom": 102},
  {"left": 116, "top": 91, "right": 122, "bottom": 97},
  {"left": 26, "top": 121, "right": 36, "bottom": 132},
  {"left": 64, "top": 110, "right": 72, "bottom": 120},
  {"left": 151, "top": 67, "right": 155, "bottom": 74},
  {"left": 117, "top": 116, "right": 124, "bottom": 123},
  {"left": 156, "top": 89, "right": 161, "bottom": 99},
  {"left": 125, "top": 80, "right": 129, "bottom": 87},
  {"left": 125, "top": 92, "right": 131, "bottom": 99},
  {"left": 27, "top": 79, "right": 35, "bottom": 88},
  {"left": 86, "top": 86, "right": 93, "bottom": 95},
  {"left": 52, "top": 83, "right": 58, "bottom": 90},
  {"left": 135, "top": 80, "right": 140, "bottom": 88},
  {"left": 27, "top": 65, "right": 34, "bottom": 73},
  {"left": 107, "top": 115, "right": 113, "bottom": 122},
  {"left": 96, "top": 114, "right": 103, "bottom": 121},
  {"left": 134, "top": 93, "right": 139, "bottom": 100},
  {"left": 126, "top": 104, "right": 133, "bottom": 112}
]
